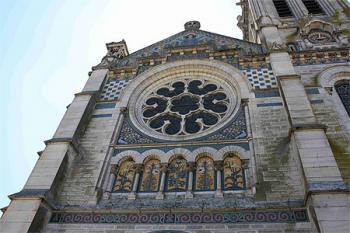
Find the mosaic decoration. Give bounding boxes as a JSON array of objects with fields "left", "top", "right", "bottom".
[
  {"left": 116, "top": 107, "right": 247, "bottom": 145},
  {"left": 242, "top": 68, "right": 277, "bottom": 89},
  {"left": 100, "top": 79, "right": 129, "bottom": 101},
  {"left": 205, "top": 107, "right": 247, "bottom": 140},
  {"left": 50, "top": 209, "right": 309, "bottom": 224},
  {"left": 110, "top": 30, "right": 264, "bottom": 69},
  {"left": 117, "top": 118, "right": 158, "bottom": 144},
  {"left": 335, "top": 81, "right": 350, "bottom": 116},
  {"left": 195, "top": 157, "right": 215, "bottom": 191},
  {"left": 166, "top": 158, "right": 188, "bottom": 192},
  {"left": 223, "top": 155, "right": 244, "bottom": 190},
  {"left": 113, "top": 160, "right": 135, "bottom": 192},
  {"left": 139, "top": 159, "right": 161, "bottom": 192}
]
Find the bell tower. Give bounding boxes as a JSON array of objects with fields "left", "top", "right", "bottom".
[{"left": 237, "top": 0, "right": 350, "bottom": 51}]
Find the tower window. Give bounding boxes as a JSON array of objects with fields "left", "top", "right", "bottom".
[
  {"left": 335, "top": 81, "right": 350, "bottom": 117},
  {"left": 302, "top": 0, "right": 324, "bottom": 14},
  {"left": 272, "top": 0, "right": 293, "bottom": 17}
]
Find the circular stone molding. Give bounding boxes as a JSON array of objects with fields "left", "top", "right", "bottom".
[{"left": 128, "top": 60, "right": 245, "bottom": 141}]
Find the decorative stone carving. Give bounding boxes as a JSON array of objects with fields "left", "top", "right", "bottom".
[
  {"left": 184, "top": 21, "right": 201, "bottom": 30},
  {"left": 128, "top": 64, "right": 242, "bottom": 142}
]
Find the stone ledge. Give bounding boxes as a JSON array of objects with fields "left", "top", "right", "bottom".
[
  {"left": 44, "top": 137, "right": 73, "bottom": 145},
  {"left": 291, "top": 123, "right": 327, "bottom": 132},
  {"left": 1, "top": 206, "right": 8, "bottom": 213},
  {"left": 74, "top": 90, "right": 98, "bottom": 97},
  {"left": 276, "top": 74, "right": 301, "bottom": 80},
  {"left": 8, "top": 189, "right": 49, "bottom": 200}
]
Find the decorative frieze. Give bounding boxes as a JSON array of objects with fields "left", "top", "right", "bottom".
[{"left": 50, "top": 209, "right": 309, "bottom": 224}]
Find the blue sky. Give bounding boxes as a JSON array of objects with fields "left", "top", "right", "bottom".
[{"left": 0, "top": 0, "right": 242, "bottom": 210}]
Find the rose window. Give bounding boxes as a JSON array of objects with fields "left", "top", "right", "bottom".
[{"left": 141, "top": 79, "right": 231, "bottom": 136}]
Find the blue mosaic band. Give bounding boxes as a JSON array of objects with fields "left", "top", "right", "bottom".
[{"left": 50, "top": 209, "right": 308, "bottom": 224}]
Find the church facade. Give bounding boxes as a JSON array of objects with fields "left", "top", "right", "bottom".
[{"left": 1, "top": 0, "right": 350, "bottom": 232}]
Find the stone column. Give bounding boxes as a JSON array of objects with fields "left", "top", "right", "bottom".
[
  {"left": 156, "top": 163, "right": 167, "bottom": 200},
  {"left": 128, "top": 164, "right": 142, "bottom": 200},
  {"left": 185, "top": 162, "right": 195, "bottom": 198},
  {"left": 214, "top": 161, "right": 224, "bottom": 197},
  {"left": 103, "top": 165, "right": 118, "bottom": 199},
  {"left": 287, "top": 0, "right": 308, "bottom": 18}
]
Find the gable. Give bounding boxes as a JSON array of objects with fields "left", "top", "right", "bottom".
[{"left": 111, "top": 29, "right": 265, "bottom": 68}]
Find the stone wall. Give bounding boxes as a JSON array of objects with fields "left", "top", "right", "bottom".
[
  {"left": 249, "top": 93, "right": 305, "bottom": 201},
  {"left": 42, "top": 222, "right": 313, "bottom": 233}
]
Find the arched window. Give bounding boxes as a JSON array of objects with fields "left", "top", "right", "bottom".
[
  {"left": 165, "top": 157, "right": 188, "bottom": 192},
  {"left": 335, "top": 80, "right": 350, "bottom": 116},
  {"left": 223, "top": 154, "right": 245, "bottom": 190},
  {"left": 139, "top": 159, "right": 161, "bottom": 192},
  {"left": 113, "top": 159, "right": 135, "bottom": 192},
  {"left": 195, "top": 156, "right": 215, "bottom": 191}
]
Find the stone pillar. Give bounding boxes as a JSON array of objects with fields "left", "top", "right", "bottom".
[
  {"left": 185, "top": 162, "right": 195, "bottom": 198},
  {"left": 128, "top": 164, "right": 142, "bottom": 200},
  {"left": 156, "top": 163, "right": 167, "bottom": 199},
  {"left": 0, "top": 68, "right": 109, "bottom": 232},
  {"left": 287, "top": 0, "right": 308, "bottom": 18},
  {"left": 103, "top": 165, "right": 118, "bottom": 199},
  {"left": 0, "top": 199, "right": 43, "bottom": 233},
  {"left": 317, "top": 0, "right": 337, "bottom": 15},
  {"left": 214, "top": 161, "right": 224, "bottom": 197},
  {"left": 268, "top": 49, "right": 347, "bottom": 232}
]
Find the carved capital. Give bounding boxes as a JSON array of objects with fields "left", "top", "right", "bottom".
[
  {"left": 160, "top": 163, "right": 168, "bottom": 173},
  {"left": 120, "top": 107, "right": 128, "bottom": 113},
  {"left": 187, "top": 162, "right": 196, "bottom": 172},
  {"left": 134, "top": 164, "right": 143, "bottom": 173},
  {"left": 111, "top": 165, "right": 119, "bottom": 175},
  {"left": 214, "top": 161, "right": 224, "bottom": 171}
]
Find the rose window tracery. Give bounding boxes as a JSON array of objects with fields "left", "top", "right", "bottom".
[{"left": 141, "top": 79, "right": 230, "bottom": 136}]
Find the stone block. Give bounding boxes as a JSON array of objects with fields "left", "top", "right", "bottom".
[{"left": 82, "top": 69, "right": 108, "bottom": 92}]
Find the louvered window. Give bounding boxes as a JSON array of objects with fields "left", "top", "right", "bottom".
[
  {"left": 302, "top": 0, "right": 324, "bottom": 14},
  {"left": 273, "top": 0, "right": 293, "bottom": 17}
]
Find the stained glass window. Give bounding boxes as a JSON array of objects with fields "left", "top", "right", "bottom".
[
  {"left": 139, "top": 159, "right": 161, "bottom": 192},
  {"left": 113, "top": 159, "right": 135, "bottom": 192},
  {"left": 142, "top": 79, "right": 229, "bottom": 136},
  {"left": 166, "top": 157, "right": 188, "bottom": 192},
  {"left": 223, "top": 155, "right": 244, "bottom": 190},
  {"left": 335, "top": 81, "right": 350, "bottom": 117},
  {"left": 195, "top": 156, "right": 215, "bottom": 191}
]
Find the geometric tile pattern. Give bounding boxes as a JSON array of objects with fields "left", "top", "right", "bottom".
[
  {"left": 242, "top": 68, "right": 277, "bottom": 89},
  {"left": 100, "top": 79, "right": 129, "bottom": 101}
]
